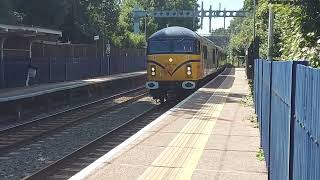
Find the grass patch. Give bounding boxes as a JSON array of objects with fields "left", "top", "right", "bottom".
[
  {"left": 241, "top": 94, "right": 254, "bottom": 107},
  {"left": 256, "top": 149, "right": 265, "bottom": 161},
  {"left": 247, "top": 114, "right": 259, "bottom": 128},
  {"left": 241, "top": 80, "right": 254, "bottom": 107},
  {"left": 248, "top": 80, "right": 254, "bottom": 97}
]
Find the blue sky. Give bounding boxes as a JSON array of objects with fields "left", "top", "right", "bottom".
[{"left": 196, "top": 0, "right": 244, "bottom": 34}]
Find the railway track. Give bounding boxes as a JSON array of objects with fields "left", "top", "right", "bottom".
[
  {"left": 24, "top": 71, "right": 225, "bottom": 179},
  {"left": 25, "top": 104, "right": 172, "bottom": 180},
  {"left": 0, "top": 87, "right": 148, "bottom": 154}
]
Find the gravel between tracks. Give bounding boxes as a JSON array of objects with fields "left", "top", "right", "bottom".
[{"left": 0, "top": 97, "right": 156, "bottom": 180}]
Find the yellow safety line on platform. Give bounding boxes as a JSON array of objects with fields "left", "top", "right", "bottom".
[{"left": 139, "top": 77, "right": 232, "bottom": 180}]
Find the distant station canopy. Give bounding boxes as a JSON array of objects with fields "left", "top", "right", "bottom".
[{"left": 0, "top": 24, "right": 62, "bottom": 60}]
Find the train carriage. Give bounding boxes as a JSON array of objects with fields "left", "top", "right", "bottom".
[{"left": 146, "top": 26, "right": 225, "bottom": 102}]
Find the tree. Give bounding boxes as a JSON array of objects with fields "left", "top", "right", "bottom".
[
  {"left": 211, "top": 28, "right": 228, "bottom": 36},
  {"left": 0, "top": 0, "right": 18, "bottom": 24},
  {"left": 0, "top": 0, "right": 203, "bottom": 48},
  {"left": 114, "top": 0, "right": 200, "bottom": 48},
  {"left": 146, "top": 0, "right": 199, "bottom": 31},
  {"left": 129, "top": 0, "right": 199, "bottom": 32},
  {"left": 111, "top": 0, "right": 147, "bottom": 48},
  {"left": 14, "top": 0, "right": 69, "bottom": 28},
  {"left": 10, "top": 0, "right": 120, "bottom": 43},
  {"left": 227, "top": 0, "right": 320, "bottom": 67}
]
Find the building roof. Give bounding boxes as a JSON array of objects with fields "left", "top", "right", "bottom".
[{"left": 0, "top": 24, "right": 62, "bottom": 37}]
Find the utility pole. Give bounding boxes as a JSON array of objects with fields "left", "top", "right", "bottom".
[
  {"left": 145, "top": 14, "right": 147, "bottom": 40},
  {"left": 224, "top": 8, "right": 226, "bottom": 34},
  {"left": 267, "top": 4, "right": 274, "bottom": 61},
  {"left": 102, "top": 0, "right": 106, "bottom": 60},
  {"left": 209, "top": 5, "right": 212, "bottom": 33},
  {"left": 200, "top": 1, "right": 204, "bottom": 29},
  {"left": 252, "top": 0, "right": 257, "bottom": 63},
  {"left": 102, "top": 0, "right": 107, "bottom": 75},
  {"left": 253, "top": 0, "right": 256, "bottom": 39},
  {"left": 193, "top": 6, "right": 196, "bottom": 29}
]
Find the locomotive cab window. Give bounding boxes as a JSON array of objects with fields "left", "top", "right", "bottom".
[
  {"left": 148, "top": 40, "right": 171, "bottom": 54},
  {"left": 173, "top": 39, "right": 195, "bottom": 53},
  {"left": 148, "top": 38, "right": 199, "bottom": 54}
]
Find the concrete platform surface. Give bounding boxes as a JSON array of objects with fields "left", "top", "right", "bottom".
[
  {"left": 69, "top": 68, "right": 267, "bottom": 180},
  {"left": 0, "top": 71, "right": 146, "bottom": 102}
]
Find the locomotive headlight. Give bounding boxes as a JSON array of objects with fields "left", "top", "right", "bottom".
[
  {"left": 150, "top": 65, "right": 156, "bottom": 76},
  {"left": 186, "top": 65, "right": 192, "bottom": 76}
]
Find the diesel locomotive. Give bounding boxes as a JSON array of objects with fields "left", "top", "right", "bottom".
[{"left": 145, "top": 26, "right": 226, "bottom": 102}]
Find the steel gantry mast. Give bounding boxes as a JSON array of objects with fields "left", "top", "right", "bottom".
[{"left": 133, "top": 2, "right": 248, "bottom": 34}]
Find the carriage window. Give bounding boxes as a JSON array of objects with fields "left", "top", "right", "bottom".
[
  {"left": 203, "top": 46, "right": 208, "bottom": 59},
  {"left": 173, "top": 39, "right": 195, "bottom": 53},
  {"left": 148, "top": 40, "right": 171, "bottom": 54},
  {"left": 195, "top": 41, "right": 200, "bottom": 54}
]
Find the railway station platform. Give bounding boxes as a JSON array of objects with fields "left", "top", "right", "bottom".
[
  {"left": 0, "top": 71, "right": 146, "bottom": 102},
  {"left": 0, "top": 71, "right": 146, "bottom": 122},
  {"left": 70, "top": 68, "right": 267, "bottom": 180}
]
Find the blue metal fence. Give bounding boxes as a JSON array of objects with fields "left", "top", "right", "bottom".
[
  {"left": 269, "top": 61, "right": 293, "bottom": 180},
  {"left": 261, "top": 60, "right": 271, "bottom": 168},
  {"left": 254, "top": 59, "right": 320, "bottom": 180},
  {"left": 294, "top": 65, "right": 320, "bottom": 180},
  {"left": 0, "top": 54, "right": 146, "bottom": 88}
]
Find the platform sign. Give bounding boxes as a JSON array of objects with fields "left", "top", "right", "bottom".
[
  {"left": 106, "top": 43, "right": 111, "bottom": 55},
  {"left": 94, "top": 35, "right": 99, "bottom": 41}
]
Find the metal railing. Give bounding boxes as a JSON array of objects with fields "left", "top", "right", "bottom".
[{"left": 0, "top": 55, "right": 146, "bottom": 89}]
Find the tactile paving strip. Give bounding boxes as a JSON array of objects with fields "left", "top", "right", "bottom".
[{"left": 139, "top": 75, "right": 233, "bottom": 180}]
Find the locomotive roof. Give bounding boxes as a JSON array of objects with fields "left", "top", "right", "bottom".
[
  {"left": 148, "top": 26, "right": 201, "bottom": 40},
  {"left": 148, "top": 26, "right": 222, "bottom": 50}
]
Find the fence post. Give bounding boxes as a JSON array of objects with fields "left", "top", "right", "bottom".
[
  {"left": 267, "top": 60, "right": 272, "bottom": 180},
  {"left": 99, "top": 58, "right": 102, "bottom": 75},
  {"left": 107, "top": 55, "right": 110, "bottom": 75},
  {"left": 49, "top": 58, "right": 52, "bottom": 82},
  {"left": 65, "top": 58, "right": 68, "bottom": 81},
  {"left": 0, "top": 37, "right": 6, "bottom": 88},
  {"left": 259, "top": 60, "right": 263, "bottom": 150},
  {"left": 0, "top": 57, "right": 4, "bottom": 88}
]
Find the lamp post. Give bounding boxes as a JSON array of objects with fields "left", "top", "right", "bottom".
[{"left": 102, "top": 0, "right": 106, "bottom": 60}]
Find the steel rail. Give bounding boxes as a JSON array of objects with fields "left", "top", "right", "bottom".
[{"left": 0, "top": 87, "right": 147, "bottom": 154}]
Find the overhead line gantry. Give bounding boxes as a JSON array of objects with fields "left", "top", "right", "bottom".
[{"left": 133, "top": 2, "right": 248, "bottom": 34}]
